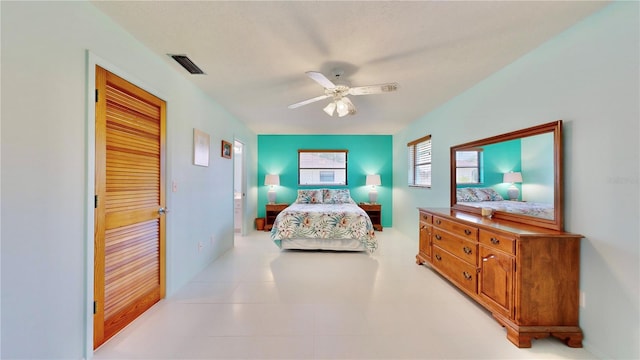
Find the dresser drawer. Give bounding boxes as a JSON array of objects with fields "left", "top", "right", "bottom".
[
  {"left": 479, "top": 230, "right": 515, "bottom": 255},
  {"left": 432, "top": 228, "right": 477, "bottom": 265},
  {"left": 432, "top": 246, "right": 478, "bottom": 294},
  {"left": 433, "top": 216, "right": 478, "bottom": 241},
  {"left": 419, "top": 212, "right": 432, "bottom": 224}
]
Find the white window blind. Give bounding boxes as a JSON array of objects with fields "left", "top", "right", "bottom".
[{"left": 408, "top": 135, "right": 432, "bottom": 187}]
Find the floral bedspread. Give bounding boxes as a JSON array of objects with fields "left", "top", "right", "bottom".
[
  {"left": 270, "top": 203, "right": 377, "bottom": 252},
  {"left": 459, "top": 200, "right": 554, "bottom": 220}
]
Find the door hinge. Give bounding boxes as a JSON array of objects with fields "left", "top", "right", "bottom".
[
  {"left": 95, "top": 89, "right": 99, "bottom": 103},
  {"left": 93, "top": 301, "right": 97, "bottom": 314},
  {"left": 94, "top": 195, "right": 98, "bottom": 209}
]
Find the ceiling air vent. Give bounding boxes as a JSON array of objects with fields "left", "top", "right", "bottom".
[{"left": 168, "top": 54, "right": 205, "bottom": 74}]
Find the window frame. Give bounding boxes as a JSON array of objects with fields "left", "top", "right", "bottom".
[
  {"left": 455, "top": 148, "right": 483, "bottom": 185},
  {"left": 408, "top": 135, "right": 432, "bottom": 188},
  {"left": 298, "top": 149, "right": 348, "bottom": 186}
]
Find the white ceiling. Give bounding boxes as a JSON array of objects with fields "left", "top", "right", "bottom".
[{"left": 92, "top": 1, "right": 608, "bottom": 135}]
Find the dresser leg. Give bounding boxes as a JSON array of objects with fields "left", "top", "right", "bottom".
[
  {"left": 506, "top": 328, "right": 552, "bottom": 348},
  {"left": 551, "top": 332, "right": 583, "bottom": 348}
]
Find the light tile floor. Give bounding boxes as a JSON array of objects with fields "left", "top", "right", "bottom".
[{"left": 94, "top": 229, "right": 597, "bottom": 359}]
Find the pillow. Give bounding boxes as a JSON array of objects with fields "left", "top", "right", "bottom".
[
  {"left": 469, "top": 188, "right": 492, "bottom": 201},
  {"left": 477, "top": 188, "right": 504, "bottom": 201},
  {"left": 295, "top": 189, "right": 323, "bottom": 204},
  {"left": 322, "top": 189, "right": 353, "bottom": 204},
  {"left": 456, "top": 188, "right": 480, "bottom": 202}
]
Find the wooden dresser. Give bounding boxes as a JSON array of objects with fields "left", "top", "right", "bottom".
[{"left": 417, "top": 207, "right": 583, "bottom": 348}]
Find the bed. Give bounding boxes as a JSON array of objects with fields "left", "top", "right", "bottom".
[
  {"left": 270, "top": 189, "right": 377, "bottom": 252},
  {"left": 456, "top": 187, "right": 554, "bottom": 220}
]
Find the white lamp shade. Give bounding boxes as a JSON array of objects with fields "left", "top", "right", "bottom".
[
  {"left": 366, "top": 174, "right": 381, "bottom": 186},
  {"left": 336, "top": 99, "right": 349, "bottom": 117},
  {"left": 264, "top": 174, "right": 280, "bottom": 186},
  {"left": 323, "top": 102, "right": 336, "bottom": 116},
  {"left": 503, "top": 172, "right": 523, "bottom": 183}
]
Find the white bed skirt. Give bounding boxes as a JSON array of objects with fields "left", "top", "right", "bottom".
[{"left": 280, "top": 238, "right": 366, "bottom": 251}]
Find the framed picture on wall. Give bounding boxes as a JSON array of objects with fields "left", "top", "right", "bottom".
[
  {"left": 193, "top": 129, "right": 210, "bottom": 167},
  {"left": 221, "top": 140, "right": 232, "bottom": 159}
]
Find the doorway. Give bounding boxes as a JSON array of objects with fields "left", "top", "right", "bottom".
[{"left": 234, "top": 140, "right": 245, "bottom": 235}]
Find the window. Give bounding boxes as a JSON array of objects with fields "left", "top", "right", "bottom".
[
  {"left": 408, "top": 135, "right": 431, "bottom": 187},
  {"left": 298, "top": 150, "right": 347, "bottom": 185},
  {"left": 455, "top": 149, "right": 482, "bottom": 184}
]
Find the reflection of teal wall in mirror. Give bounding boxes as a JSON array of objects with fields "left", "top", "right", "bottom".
[
  {"left": 258, "top": 135, "right": 392, "bottom": 227},
  {"left": 522, "top": 133, "right": 554, "bottom": 203},
  {"left": 457, "top": 139, "right": 522, "bottom": 199}
]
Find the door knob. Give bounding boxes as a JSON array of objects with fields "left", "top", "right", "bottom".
[{"left": 158, "top": 207, "right": 169, "bottom": 215}]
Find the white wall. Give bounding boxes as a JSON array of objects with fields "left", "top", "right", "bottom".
[
  {"left": 393, "top": 2, "right": 639, "bottom": 358},
  {"left": 1, "top": 2, "right": 257, "bottom": 359}
]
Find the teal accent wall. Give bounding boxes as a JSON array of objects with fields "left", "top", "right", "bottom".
[
  {"left": 458, "top": 139, "right": 522, "bottom": 198},
  {"left": 258, "top": 135, "right": 393, "bottom": 227}
]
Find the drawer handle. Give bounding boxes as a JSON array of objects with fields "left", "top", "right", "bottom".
[
  {"left": 490, "top": 237, "right": 500, "bottom": 245},
  {"left": 435, "top": 219, "right": 441, "bottom": 225},
  {"left": 464, "top": 229, "right": 472, "bottom": 235},
  {"left": 463, "top": 246, "right": 472, "bottom": 255},
  {"left": 463, "top": 271, "right": 473, "bottom": 280},
  {"left": 435, "top": 254, "right": 442, "bottom": 261},
  {"left": 482, "top": 255, "right": 496, "bottom": 262},
  {"left": 434, "top": 234, "right": 442, "bottom": 240}
]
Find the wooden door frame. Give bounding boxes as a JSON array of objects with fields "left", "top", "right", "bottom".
[{"left": 85, "top": 52, "right": 169, "bottom": 358}]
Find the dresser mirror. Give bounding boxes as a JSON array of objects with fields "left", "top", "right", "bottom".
[{"left": 450, "top": 120, "right": 563, "bottom": 231}]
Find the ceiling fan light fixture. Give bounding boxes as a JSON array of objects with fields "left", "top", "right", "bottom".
[
  {"left": 336, "top": 99, "right": 350, "bottom": 117},
  {"left": 323, "top": 102, "right": 336, "bottom": 116},
  {"left": 341, "top": 97, "right": 356, "bottom": 116},
  {"left": 288, "top": 70, "right": 395, "bottom": 117}
]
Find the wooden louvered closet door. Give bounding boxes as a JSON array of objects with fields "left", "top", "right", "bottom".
[{"left": 94, "top": 66, "right": 166, "bottom": 349}]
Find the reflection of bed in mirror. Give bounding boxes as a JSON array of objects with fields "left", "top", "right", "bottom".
[
  {"left": 456, "top": 187, "right": 554, "bottom": 220},
  {"left": 270, "top": 189, "right": 377, "bottom": 252},
  {"left": 458, "top": 200, "right": 554, "bottom": 220}
]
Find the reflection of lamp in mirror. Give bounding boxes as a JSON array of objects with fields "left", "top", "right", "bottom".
[
  {"left": 366, "top": 174, "right": 381, "bottom": 204},
  {"left": 503, "top": 172, "right": 523, "bottom": 201},
  {"left": 265, "top": 174, "right": 280, "bottom": 204}
]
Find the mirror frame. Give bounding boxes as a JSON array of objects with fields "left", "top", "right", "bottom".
[{"left": 450, "top": 120, "right": 564, "bottom": 231}]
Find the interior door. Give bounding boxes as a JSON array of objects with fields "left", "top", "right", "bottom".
[{"left": 94, "top": 66, "right": 166, "bottom": 349}]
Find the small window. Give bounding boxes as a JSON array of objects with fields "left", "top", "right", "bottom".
[
  {"left": 456, "top": 149, "right": 482, "bottom": 184},
  {"left": 298, "top": 150, "right": 347, "bottom": 186},
  {"left": 408, "top": 135, "right": 431, "bottom": 187}
]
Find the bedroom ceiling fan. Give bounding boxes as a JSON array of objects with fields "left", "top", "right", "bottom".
[{"left": 288, "top": 69, "right": 398, "bottom": 117}]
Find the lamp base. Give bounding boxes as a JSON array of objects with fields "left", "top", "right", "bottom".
[
  {"left": 267, "top": 190, "right": 277, "bottom": 204},
  {"left": 369, "top": 190, "right": 378, "bottom": 204},
  {"left": 507, "top": 185, "right": 520, "bottom": 201}
]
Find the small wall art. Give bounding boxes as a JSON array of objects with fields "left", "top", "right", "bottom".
[
  {"left": 221, "top": 140, "right": 232, "bottom": 159},
  {"left": 193, "top": 128, "right": 210, "bottom": 166}
]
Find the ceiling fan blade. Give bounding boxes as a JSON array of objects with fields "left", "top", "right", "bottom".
[
  {"left": 306, "top": 71, "right": 336, "bottom": 89},
  {"left": 349, "top": 82, "right": 398, "bottom": 96},
  {"left": 288, "top": 94, "right": 331, "bottom": 109}
]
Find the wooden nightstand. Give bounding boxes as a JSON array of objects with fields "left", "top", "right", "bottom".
[
  {"left": 359, "top": 203, "right": 382, "bottom": 231},
  {"left": 264, "top": 203, "right": 288, "bottom": 231}
]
